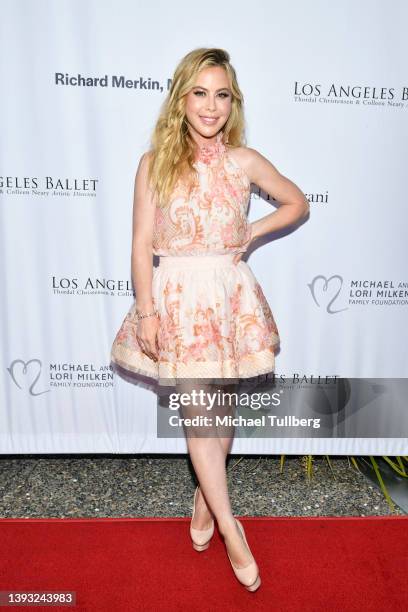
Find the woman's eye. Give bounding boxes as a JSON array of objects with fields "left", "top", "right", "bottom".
[{"left": 193, "top": 91, "right": 229, "bottom": 98}]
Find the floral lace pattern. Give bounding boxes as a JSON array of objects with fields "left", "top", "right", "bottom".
[
  {"left": 152, "top": 131, "right": 252, "bottom": 256},
  {"left": 111, "top": 256, "right": 280, "bottom": 383}
]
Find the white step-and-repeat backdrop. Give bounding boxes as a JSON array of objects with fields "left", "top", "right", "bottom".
[{"left": 1, "top": 0, "right": 407, "bottom": 454}]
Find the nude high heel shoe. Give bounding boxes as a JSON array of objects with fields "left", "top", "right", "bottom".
[
  {"left": 190, "top": 486, "right": 215, "bottom": 552},
  {"left": 225, "top": 518, "right": 261, "bottom": 592}
]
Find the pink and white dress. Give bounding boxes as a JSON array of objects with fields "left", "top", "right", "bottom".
[{"left": 111, "top": 131, "right": 280, "bottom": 385}]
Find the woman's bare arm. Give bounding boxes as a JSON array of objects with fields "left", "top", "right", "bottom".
[
  {"left": 235, "top": 147, "right": 310, "bottom": 240},
  {"left": 131, "top": 152, "right": 156, "bottom": 312}
]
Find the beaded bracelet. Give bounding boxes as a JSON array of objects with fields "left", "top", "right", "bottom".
[{"left": 128, "top": 308, "right": 159, "bottom": 325}]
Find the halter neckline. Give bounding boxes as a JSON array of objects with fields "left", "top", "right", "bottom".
[{"left": 195, "top": 131, "right": 226, "bottom": 165}]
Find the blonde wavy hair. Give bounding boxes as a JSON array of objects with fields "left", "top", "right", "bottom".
[{"left": 147, "top": 47, "right": 246, "bottom": 208}]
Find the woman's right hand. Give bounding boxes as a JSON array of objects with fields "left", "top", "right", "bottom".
[{"left": 136, "top": 315, "right": 160, "bottom": 362}]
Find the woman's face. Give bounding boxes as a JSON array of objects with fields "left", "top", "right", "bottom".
[{"left": 184, "top": 66, "right": 232, "bottom": 144}]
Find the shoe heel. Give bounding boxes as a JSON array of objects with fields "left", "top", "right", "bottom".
[
  {"left": 245, "top": 574, "right": 261, "bottom": 592},
  {"left": 192, "top": 541, "right": 210, "bottom": 552}
]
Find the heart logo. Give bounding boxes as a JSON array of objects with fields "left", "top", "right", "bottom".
[
  {"left": 7, "top": 359, "right": 50, "bottom": 396},
  {"left": 308, "top": 275, "right": 348, "bottom": 314}
]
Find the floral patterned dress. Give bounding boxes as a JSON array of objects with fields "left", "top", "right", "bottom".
[{"left": 111, "top": 131, "right": 280, "bottom": 384}]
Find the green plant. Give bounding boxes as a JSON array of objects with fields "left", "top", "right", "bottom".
[{"left": 279, "top": 455, "right": 408, "bottom": 512}]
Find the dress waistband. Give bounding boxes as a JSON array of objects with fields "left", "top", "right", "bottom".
[{"left": 158, "top": 253, "right": 238, "bottom": 269}]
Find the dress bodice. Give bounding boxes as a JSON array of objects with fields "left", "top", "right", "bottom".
[{"left": 152, "top": 131, "right": 252, "bottom": 256}]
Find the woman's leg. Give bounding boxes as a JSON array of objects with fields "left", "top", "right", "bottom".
[
  {"left": 192, "top": 384, "right": 235, "bottom": 528},
  {"left": 178, "top": 379, "right": 253, "bottom": 567}
]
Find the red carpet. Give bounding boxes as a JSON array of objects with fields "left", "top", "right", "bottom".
[{"left": 0, "top": 516, "right": 407, "bottom": 612}]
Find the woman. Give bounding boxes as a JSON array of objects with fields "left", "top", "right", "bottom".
[{"left": 111, "top": 47, "right": 309, "bottom": 592}]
